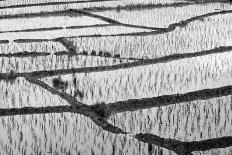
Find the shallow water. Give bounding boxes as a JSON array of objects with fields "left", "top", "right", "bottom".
[
  {"left": 1, "top": 0, "right": 232, "bottom": 155},
  {"left": 94, "top": 3, "right": 232, "bottom": 28}
]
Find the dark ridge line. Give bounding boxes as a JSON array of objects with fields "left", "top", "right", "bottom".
[
  {"left": 0, "top": 46, "right": 231, "bottom": 79},
  {"left": 53, "top": 37, "right": 142, "bottom": 61},
  {"left": 0, "top": 0, "right": 229, "bottom": 14},
  {"left": 13, "top": 39, "right": 52, "bottom": 43},
  {"left": 0, "top": 49, "right": 142, "bottom": 61},
  {"left": 135, "top": 133, "right": 232, "bottom": 155},
  {"left": 0, "top": 0, "right": 116, "bottom": 10},
  {"left": 0, "top": 106, "right": 75, "bottom": 116},
  {"left": 118, "top": 23, "right": 165, "bottom": 31},
  {"left": 0, "top": 9, "right": 121, "bottom": 25},
  {"left": 167, "top": 9, "right": 232, "bottom": 29},
  {"left": 70, "top": 9, "right": 120, "bottom": 24},
  {"left": 7, "top": 30, "right": 159, "bottom": 43},
  {"left": 0, "top": 1, "right": 228, "bottom": 20},
  {"left": 0, "top": 104, "right": 231, "bottom": 153},
  {"left": 1, "top": 83, "right": 232, "bottom": 117},
  {"left": 70, "top": 9, "right": 162, "bottom": 30},
  {"left": 55, "top": 37, "right": 77, "bottom": 52},
  {"left": 68, "top": 23, "right": 114, "bottom": 29},
  {"left": 83, "top": 2, "right": 196, "bottom": 12},
  {"left": 1, "top": 82, "right": 232, "bottom": 138},
  {"left": 0, "top": 10, "right": 84, "bottom": 19},
  {"left": 24, "top": 76, "right": 126, "bottom": 134},
  {"left": 1, "top": 80, "right": 232, "bottom": 135},
  {"left": 0, "top": 51, "right": 50, "bottom": 57},
  {"left": 0, "top": 24, "right": 160, "bottom": 35},
  {"left": 67, "top": 8, "right": 232, "bottom": 38},
  {"left": 0, "top": 10, "right": 160, "bottom": 33},
  {"left": 0, "top": 27, "right": 63, "bottom": 33},
  {"left": 183, "top": 0, "right": 230, "bottom": 2},
  {"left": 108, "top": 84, "right": 232, "bottom": 114},
  {"left": 54, "top": 37, "right": 140, "bottom": 61},
  {"left": 82, "top": 1, "right": 228, "bottom": 12},
  {"left": 2, "top": 31, "right": 165, "bottom": 43},
  {"left": 58, "top": 9, "right": 232, "bottom": 38},
  {"left": 3, "top": 78, "right": 232, "bottom": 134},
  {"left": 0, "top": 110, "right": 232, "bottom": 154},
  {"left": 2, "top": 8, "right": 232, "bottom": 42},
  {"left": 53, "top": 50, "right": 143, "bottom": 61},
  {"left": 54, "top": 37, "right": 142, "bottom": 61},
  {"left": 0, "top": 40, "right": 9, "bottom": 44},
  {"left": 4, "top": 8, "right": 230, "bottom": 42},
  {"left": 77, "top": 30, "right": 162, "bottom": 38}
]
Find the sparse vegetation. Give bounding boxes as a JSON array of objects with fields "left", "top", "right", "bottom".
[
  {"left": 52, "top": 77, "right": 68, "bottom": 91},
  {"left": 90, "top": 102, "right": 111, "bottom": 119}
]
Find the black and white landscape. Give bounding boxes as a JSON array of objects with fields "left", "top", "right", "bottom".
[{"left": 0, "top": 0, "right": 232, "bottom": 154}]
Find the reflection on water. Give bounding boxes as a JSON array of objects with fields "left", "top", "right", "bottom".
[{"left": 1, "top": 0, "right": 232, "bottom": 155}]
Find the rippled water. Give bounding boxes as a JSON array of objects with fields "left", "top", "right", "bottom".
[{"left": 1, "top": 0, "right": 232, "bottom": 155}]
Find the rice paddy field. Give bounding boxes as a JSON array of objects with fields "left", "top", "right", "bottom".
[{"left": 1, "top": 0, "right": 232, "bottom": 154}]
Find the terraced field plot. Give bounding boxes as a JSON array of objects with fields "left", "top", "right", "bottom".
[{"left": 1, "top": 0, "right": 232, "bottom": 154}]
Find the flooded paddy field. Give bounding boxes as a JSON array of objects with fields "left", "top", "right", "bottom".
[{"left": 1, "top": 0, "right": 232, "bottom": 154}]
